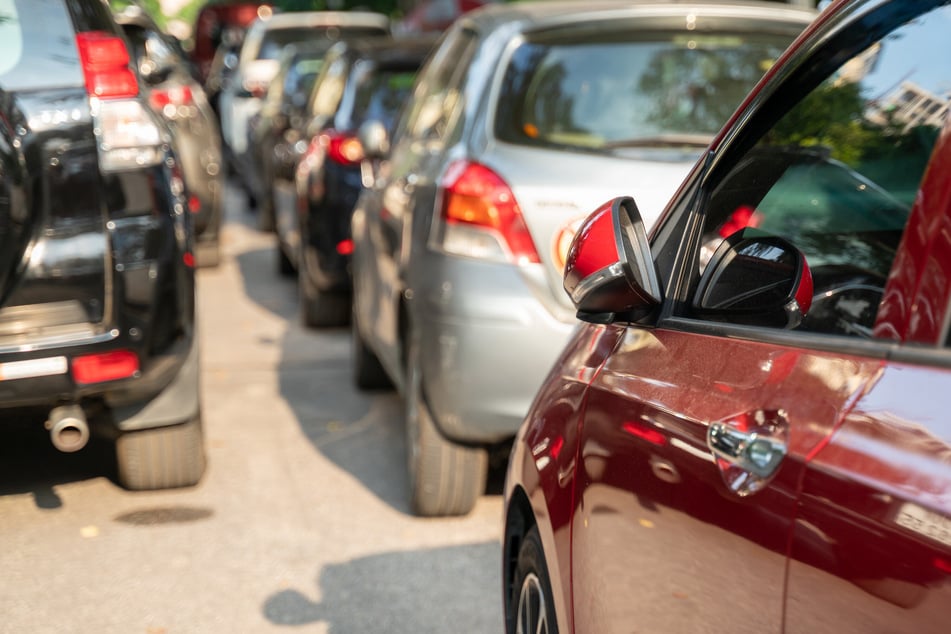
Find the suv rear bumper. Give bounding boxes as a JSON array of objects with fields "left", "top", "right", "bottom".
[{"left": 0, "top": 333, "right": 199, "bottom": 432}]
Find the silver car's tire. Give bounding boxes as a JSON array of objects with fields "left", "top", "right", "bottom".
[
  {"left": 352, "top": 312, "right": 391, "bottom": 390},
  {"left": 405, "top": 336, "right": 487, "bottom": 517},
  {"left": 277, "top": 243, "right": 294, "bottom": 277},
  {"left": 511, "top": 526, "right": 558, "bottom": 634},
  {"left": 115, "top": 416, "right": 206, "bottom": 490}
]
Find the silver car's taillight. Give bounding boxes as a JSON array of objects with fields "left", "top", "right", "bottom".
[{"left": 434, "top": 160, "right": 541, "bottom": 265}]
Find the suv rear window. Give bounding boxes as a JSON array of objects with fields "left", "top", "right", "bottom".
[
  {"left": 494, "top": 26, "right": 795, "bottom": 155},
  {"left": 0, "top": 0, "right": 85, "bottom": 91},
  {"left": 345, "top": 66, "right": 418, "bottom": 132},
  {"left": 256, "top": 26, "right": 388, "bottom": 60}
]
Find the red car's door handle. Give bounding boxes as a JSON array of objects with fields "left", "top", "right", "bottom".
[{"left": 708, "top": 422, "right": 787, "bottom": 479}]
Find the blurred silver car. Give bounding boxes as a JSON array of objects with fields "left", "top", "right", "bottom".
[{"left": 350, "top": 0, "right": 816, "bottom": 516}]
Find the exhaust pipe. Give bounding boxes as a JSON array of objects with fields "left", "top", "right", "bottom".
[{"left": 46, "top": 405, "right": 90, "bottom": 453}]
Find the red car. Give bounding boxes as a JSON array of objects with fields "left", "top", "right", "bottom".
[
  {"left": 191, "top": 1, "right": 272, "bottom": 84},
  {"left": 503, "top": 0, "right": 951, "bottom": 632}
]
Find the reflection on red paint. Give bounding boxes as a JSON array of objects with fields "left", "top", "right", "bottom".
[
  {"left": 550, "top": 435, "right": 564, "bottom": 460},
  {"left": 718, "top": 205, "right": 762, "bottom": 238},
  {"left": 622, "top": 420, "right": 666, "bottom": 446},
  {"left": 934, "top": 557, "right": 951, "bottom": 574}
]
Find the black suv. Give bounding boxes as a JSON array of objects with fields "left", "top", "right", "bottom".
[{"left": 0, "top": 0, "right": 204, "bottom": 489}]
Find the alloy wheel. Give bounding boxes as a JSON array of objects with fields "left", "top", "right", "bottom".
[{"left": 516, "top": 572, "right": 550, "bottom": 634}]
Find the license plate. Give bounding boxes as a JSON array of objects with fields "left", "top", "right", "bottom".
[
  {"left": 0, "top": 356, "right": 68, "bottom": 381},
  {"left": 895, "top": 502, "right": 951, "bottom": 548}
]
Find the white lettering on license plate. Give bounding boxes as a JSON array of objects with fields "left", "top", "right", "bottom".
[{"left": 895, "top": 502, "right": 951, "bottom": 548}]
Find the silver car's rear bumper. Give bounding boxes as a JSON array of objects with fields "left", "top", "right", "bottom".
[{"left": 413, "top": 254, "right": 577, "bottom": 444}]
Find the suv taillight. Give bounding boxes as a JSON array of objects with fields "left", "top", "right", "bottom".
[
  {"left": 437, "top": 161, "right": 540, "bottom": 265},
  {"left": 71, "top": 350, "right": 139, "bottom": 385},
  {"left": 77, "top": 31, "right": 164, "bottom": 172},
  {"left": 76, "top": 31, "right": 137, "bottom": 99}
]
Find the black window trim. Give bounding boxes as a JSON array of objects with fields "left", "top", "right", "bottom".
[{"left": 657, "top": 316, "right": 951, "bottom": 370}]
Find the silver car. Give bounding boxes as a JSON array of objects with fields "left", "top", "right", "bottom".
[{"left": 350, "top": 0, "right": 816, "bottom": 516}]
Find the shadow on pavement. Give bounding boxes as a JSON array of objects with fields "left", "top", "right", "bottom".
[
  {"left": 229, "top": 187, "right": 505, "bottom": 515},
  {"left": 262, "top": 541, "right": 501, "bottom": 633},
  {"left": 0, "top": 413, "right": 117, "bottom": 507}
]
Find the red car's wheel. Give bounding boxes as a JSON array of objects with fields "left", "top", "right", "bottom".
[{"left": 512, "top": 526, "right": 558, "bottom": 634}]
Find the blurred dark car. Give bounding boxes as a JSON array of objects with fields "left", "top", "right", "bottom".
[
  {"left": 271, "top": 35, "right": 438, "bottom": 328},
  {"left": 503, "top": 0, "right": 951, "bottom": 631},
  {"left": 203, "top": 24, "right": 245, "bottom": 126},
  {"left": 244, "top": 40, "right": 339, "bottom": 229},
  {"left": 191, "top": 1, "right": 273, "bottom": 85},
  {"left": 0, "top": 0, "right": 204, "bottom": 489},
  {"left": 116, "top": 4, "right": 226, "bottom": 267},
  {"left": 219, "top": 11, "right": 391, "bottom": 211}
]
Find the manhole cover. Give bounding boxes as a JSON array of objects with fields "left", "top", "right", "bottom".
[{"left": 114, "top": 506, "right": 213, "bottom": 525}]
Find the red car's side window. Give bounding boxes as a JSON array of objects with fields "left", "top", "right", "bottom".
[{"left": 695, "top": 8, "right": 951, "bottom": 340}]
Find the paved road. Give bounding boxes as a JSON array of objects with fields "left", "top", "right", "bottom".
[{"left": 0, "top": 185, "right": 505, "bottom": 634}]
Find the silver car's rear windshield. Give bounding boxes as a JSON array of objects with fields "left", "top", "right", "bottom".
[{"left": 494, "top": 27, "right": 798, "bottom": 156}]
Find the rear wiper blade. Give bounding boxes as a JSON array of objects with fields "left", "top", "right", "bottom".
[{"left": 603, "top": 133, "right": 715, "bottom": 149}]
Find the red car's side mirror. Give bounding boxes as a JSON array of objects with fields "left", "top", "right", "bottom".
[{"left": 563, "top": 196, "right": 662, "bottom": 323}]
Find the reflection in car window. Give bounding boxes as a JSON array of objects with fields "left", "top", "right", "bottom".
[
  {"left": 495, "top": 25, "right": 798, "bottom": 156},
  {"left": 310, "top": 55, "right": 349, "bottom": 119},
  {"left": 257, "top": 27, "right": 387, "bottom": 61},
  {"left": 286, "top": 58, "right": 324, "bottom": 106},
  {"left": 698, "top": 5, "right": 951, "bottom": 339},
  {"left": 400, "top": 29, "right": 477, "bottom": 144},
  {"left": 264, "top": 45, "right": 327, "bottom": 115},
  {"left": 347, "top": 66, "right": 417, "bottom": 134},
  {"left": 144, "top": 30, "right": 179, "bottom": 73}
]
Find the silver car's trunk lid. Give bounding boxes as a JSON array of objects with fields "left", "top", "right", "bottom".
[{"left": 484, "top": 143, "right": 699, "bottom": 316}]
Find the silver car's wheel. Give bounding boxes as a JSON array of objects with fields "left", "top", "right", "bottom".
[
  {"left": 404, "top": 331, "right": 487, "bottom": 517},
  {"left": 351, "top": 312, "right": 391, "bottom": 390},
  {"left": 509, "top": 526, "right": 558, "bottom": 634}
]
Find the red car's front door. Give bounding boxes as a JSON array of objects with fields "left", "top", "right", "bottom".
[
  {"left": 786, "top": 361, "right": 951, "bottom": 633},
  {"left": 573, "top": 327, "right": 881, "bottom": 632}
]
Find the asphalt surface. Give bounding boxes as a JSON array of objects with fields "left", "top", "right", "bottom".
[{"left": 0, "top": 183, "right": 505, "bottom": 634}]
